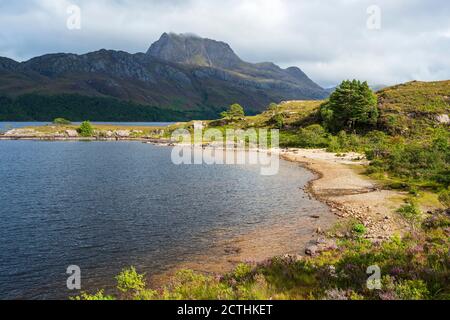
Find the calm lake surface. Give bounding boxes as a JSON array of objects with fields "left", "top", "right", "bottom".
[{"left": 0, "top": 140, "right": 329, "bottom": 299}]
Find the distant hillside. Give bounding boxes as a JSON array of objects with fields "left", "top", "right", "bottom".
[{"left": 0, "top": 33, "right": 328, "bottom": 121}]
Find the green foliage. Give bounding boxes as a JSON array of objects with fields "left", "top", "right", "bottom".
[
  {"left": 364, "top": 128, "right": 450, "bottom": 189},
  {"left": 73, "top": 290, "right": 115, "bottom": 300},
  {"left": 231, "top": 263, "right": 254, "bottom": 282},
  {"left": 221, "top": 103, "right": 245, "bottom": 121},
  {"left": 352, "top": 223, "right": 367, "bottom": 237},
  {"left": 422, "top": 211, "right": 450, "bottom": 230},
  {"left": 397, "top": 201, "right": 422, "bottom": 224},
  {"left": 133, "top": 289, "right": 158, "bottom": 300},
  {"left": 438, "top": 189, "right": 450, "bottom": 208},
  {"left": 297, "top": 124, "right": 330, "bottom": 148},
  {"left": 116, "top": 266, "right": 146, "bottom": 293},
  {"left": 78, "top": 121, "right": 94, "bottom": 137},
  {"left": 268, "top": 102, "right": 278, "bottom": 112},
  {"left": 270, "top": 113, "right": 285, "bottom": 129},
  {"left": 395, "top": 280, "right": 430, "bottom": 300},
  {"left": 53, "top": 118, "right": 71, "bottom": 125},
  {"left": 320, "top": 80, "right": 379, "bottom": 132},
  {"left": 162, "top": 270, "right": 234, "bottom": 300}
]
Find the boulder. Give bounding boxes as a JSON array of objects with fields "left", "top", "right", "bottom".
[
  {"left": 436, "top": 114, "right": 449, "bottom": 124},
  {"left": 65, "top": 130, "right": 79, "bottom": 137},
  {"left": 106, "top": 131, "right": 114, "bottom": 138},
  {"left": 115, "top": 130, "right": 130, "bottom": 137},
  {"left": 305, "top": 244, "right": 318, "bottom": 256}
]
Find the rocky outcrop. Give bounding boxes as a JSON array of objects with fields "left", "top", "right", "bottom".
[{"left": 147, "top": 33, "right": 243, "bottom": 69}]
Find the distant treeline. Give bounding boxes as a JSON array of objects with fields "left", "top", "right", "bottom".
[{"left": 0, "top": 93, "right": 201, "bottom": 122}]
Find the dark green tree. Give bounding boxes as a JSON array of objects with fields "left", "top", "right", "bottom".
[
  {"left": 320, "top": 80, "right": 379, "bottom": 132},
  {"left": 220, "top": 103, "right": 245, "bottom": 121}
]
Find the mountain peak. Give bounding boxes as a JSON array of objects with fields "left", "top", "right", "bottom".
[{"left": 146, "top": 33, "right": 242, "bottom": 68}]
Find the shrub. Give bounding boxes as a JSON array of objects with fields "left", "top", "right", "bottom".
[
  {"left": 397, "top": 201, "right": 422, "bottom": 224},
  {"left": 116, "top": 266, "right": 146, "bottom": 293},
  {"left": 53, "top": 118, "right": 71, "bottom": 125},
  {"left": 438, "top": 189, "right": 450, "bottom": 208},
  {"left": 221, "top": 103, "right": 245, "bottom": 121},
  {"left": 133, "top": 289, "right": 158, "bottom": 300},
  {"left": 232, "top": 263, "right": 254, "bottom": 282},
  {"left": 395, "top": 280, "right": 430, "bottom": 300},
  {"left": 73, "top": 290, "right": 115, "bottom": 300},
  {"left": 78, "top": 121, "right": 94, "bottom": 137},
  {"left": 352, "top": 223, "right": 367, "bottom": 237},
  {"left": 163, "top": 270, "right": 234, "bottom": 300},
  {"left": 267, "top": 102, "right": 278, "bottom": 112},
  {"left": 297, "top": 124, "right": 329, "bottom": 148},
  {"left": 422, "top": 212, "right": 450, "bottom": 230},
  {"left": 270, "top": 113, "right": 285, "bottom": 129}
]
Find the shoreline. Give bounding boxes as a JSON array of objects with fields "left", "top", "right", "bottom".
[
  {"left": 148, "top": 155, "right": 337, "bottom": 286},
  {"left": 0, "top": 135, "right": 170, "bottom": 143},
  {"left": 280, "top": 149, "right": 408, "bottom": 241},
  {"left": 1, "top": 136, "right": 407, "bottom": 284}
]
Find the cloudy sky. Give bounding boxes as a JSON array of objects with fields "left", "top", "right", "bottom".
[{"left": 0, "top": 0, "right": 449, "bottom": 87}]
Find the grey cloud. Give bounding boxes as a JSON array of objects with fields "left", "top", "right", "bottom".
[{"left": 0, "top": 0, "right": 449, "bottom": 87}]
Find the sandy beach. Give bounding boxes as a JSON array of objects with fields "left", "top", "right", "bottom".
[{"left": 281, "top": 149, "right": 408, "bottom": 240}]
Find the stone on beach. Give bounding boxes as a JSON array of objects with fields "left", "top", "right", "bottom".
[
  {"left": 116, "top": 130, "right": 131, "bottom": 137},
  {"left": 4, "top": 128, "right": 38, "bottom": 137},
  {"left": 65, "top": 130, "right": 79, "bottom": 137}
]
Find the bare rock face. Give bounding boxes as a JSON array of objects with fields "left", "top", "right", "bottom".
[{"left": 147, "top": 33, "right": 243, "bottom": 69}]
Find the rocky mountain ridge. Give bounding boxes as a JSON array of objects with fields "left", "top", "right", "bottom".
[{"left": 0, "top": 33, "right": 328, "bottom": 120}]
